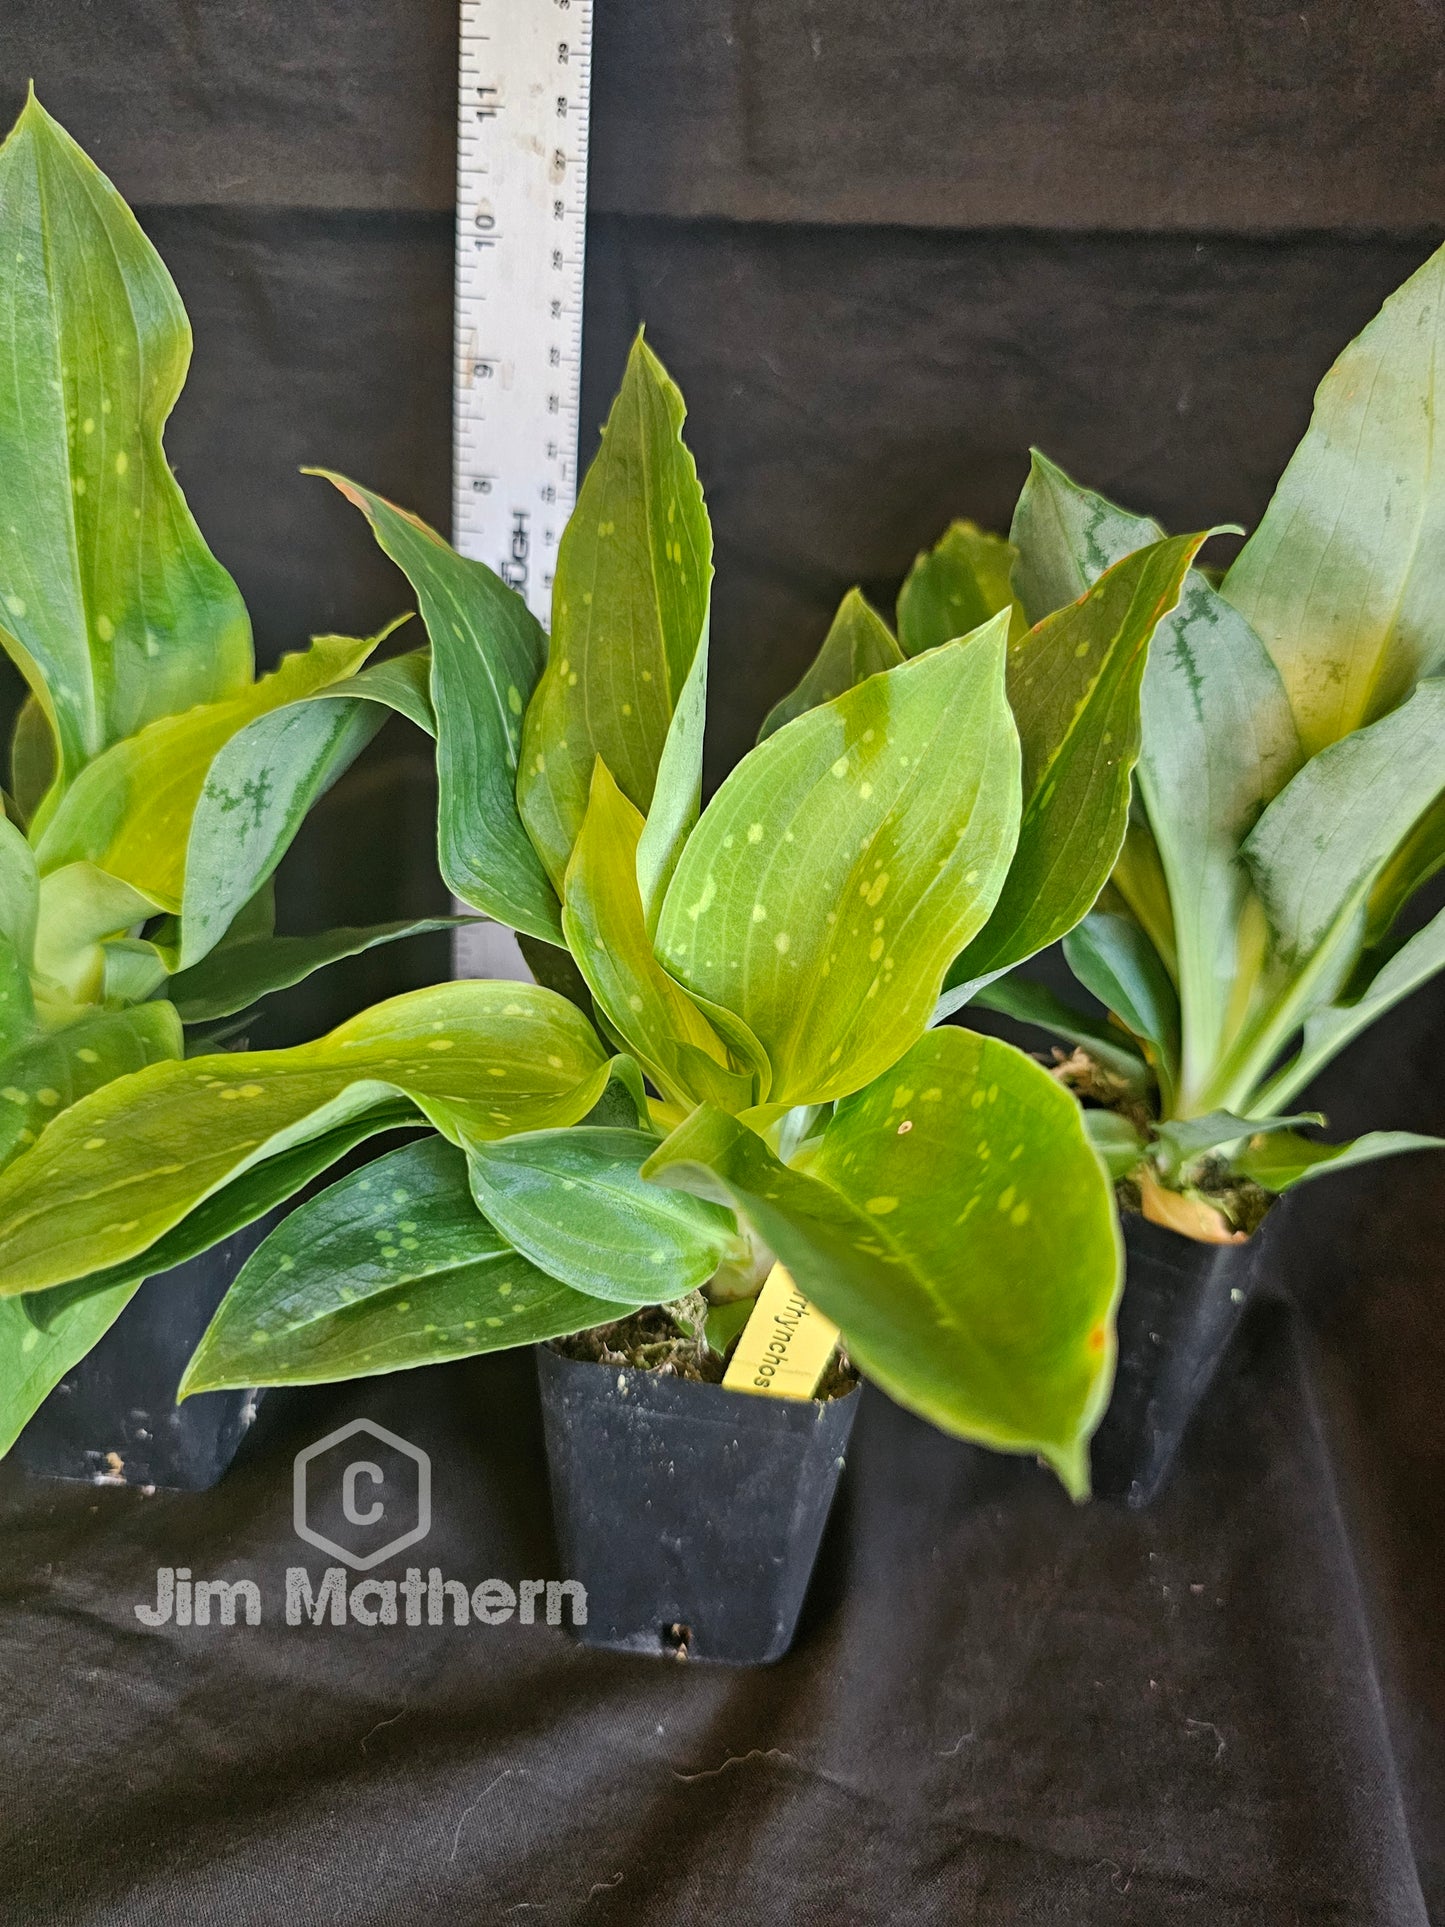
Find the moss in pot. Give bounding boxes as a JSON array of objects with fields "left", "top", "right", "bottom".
[
  {"left": 153, "top": 336, "right": 1209, "bottom": 1662},
  {"left": 970, "top": 240, "right": 1445, "bottom": 1504},
  {"left": 0, "top": 98, "right": 454, "bottom": 1489}
]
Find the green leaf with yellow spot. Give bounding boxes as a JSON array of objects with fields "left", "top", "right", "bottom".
[
  {"left": 941, "top": 531, "right": 1207, "bottom": 1007},
  {"left": 896, "top": 520, "right": 1022, "bottom": 656},
  {"left": 465, "top": 1126, "right": 741, "bottom": 1304},
  {"left": 518, "top": 334, "right": 713, "bottom": 896},
  {"left": 180, "top": 1136, "right": 629, "bottom": 1394},
  {"left": 22, "top": 1103, "right": 421, "bottom": 1333},
  {"left": 0, "top": 981, "right": 609, "bottom": 1294},
  {"left": 0, "top": 998, "right": 181, "bottom": 1171},
  {"left": 0, "top": 94, "right": 253, "bottom": 787},
  {"left": 562, "top": 760, "right": 753, "bottom": 1111},
  {"left": 758, "top": 588, "right": 903, "bottom": 741},
  {"left": 655, "top": 623, "right": 1021, "bottom": 1110},
  {"left": 643, "top": 1026, "right": 1122, "bottom": 1496}
]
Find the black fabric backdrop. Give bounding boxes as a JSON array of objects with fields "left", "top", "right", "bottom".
[{"left": 1, "top": 5, "right": 1443, "bottom": 1921}]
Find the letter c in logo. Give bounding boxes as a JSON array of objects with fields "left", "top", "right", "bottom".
[{"left": 343, "top": 1460, "right": 385, "bottom": 1526}]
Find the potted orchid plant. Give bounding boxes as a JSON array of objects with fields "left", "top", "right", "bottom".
[
  {"left": 0, "top": 97, "right": 452, "bottom": 1487},
  {"left": 156, "top": 336, "right": 1211, "bottom": 1660},
  {"left": 977, "top": 239, "right": 1445, "bottom": 1502}
]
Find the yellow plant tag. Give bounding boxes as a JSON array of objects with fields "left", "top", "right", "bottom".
[{"left": 722, "top": 1263, "right": 840, "bottom": 1400}]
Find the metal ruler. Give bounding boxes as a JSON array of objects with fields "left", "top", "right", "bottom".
[{"left": 451, "top": 0, "right": 593, "bottom": 978}]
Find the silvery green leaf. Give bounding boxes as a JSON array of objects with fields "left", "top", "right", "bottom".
[
  {"left": 1242, "top": 678, "right": 1445, "bottom": 965},
  {"left": 1222, "top": 239, "right": 1445, "bottom": 756},
  {"left": 316, "top": 477, "right": 562, "bottom": 943}
]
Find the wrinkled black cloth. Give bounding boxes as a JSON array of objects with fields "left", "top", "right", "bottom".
[{"left": 0, "top": 3, "right": 1442, "bottom": 1921}]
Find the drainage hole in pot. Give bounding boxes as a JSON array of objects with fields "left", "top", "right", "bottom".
[{"left": 662, "top": 1623, "right": 692, "bottom": 1661}]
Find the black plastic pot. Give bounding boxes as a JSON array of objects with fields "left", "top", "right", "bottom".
[
  {"left": 1090, "top": 1204, "right": 1286, "bottom": 1508},
  {"left": 13, "top": 1216, "right": 275, "bottom": 1492},
  {"left": 536, "top": 1346, "right": 860, "bottom": 1665}
]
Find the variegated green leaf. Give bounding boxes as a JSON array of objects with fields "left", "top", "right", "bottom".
[
  {"left": 655, "top": 626, "right": 1020, "bottom": 1110},
  {"left": 181, "top": 1137, "right": 629, "bottom": 1394},
  {"left": 0, "top": 1278, "right": 138, "bottom": 1456},
  {"left": 943, "top": 532, "right": 1206, "bottom": 1003},
  {"left": 0, "top": 981, "right": 609, "bottom": 1294},
  {"left": 518, "top": 335, "right": 713, "bottom": 895},
  {"left": 897, "top": 520, "right": 1020, "bottom": 656},
  {"left": 1008, "top": 453, "right": 1300, "bottom": 1104},
  {"left": 0, "top": 811, "right": 38, "bottom": 963},
  {"left": 0, "top": 998, "right": 181, "bottom": 1170},
  {"left": 561, "top": 760, "right": 752, "bottom": 1112},
  {"left": 466, "top": 1126, "right": 740, "bottom": 1303},
  {"left": 1223, "top": 240, "right": 1445, "bottom": 755},
  {"left": 645, "top": 1027, "right": 1121, "bottom": 1496},
  {"left": 758, "top": 588, "right": 902, "bottom": 741},
  {"left": 25, "top": 1103, "right": 421, "bottom": 1331},
  {"left": 0, "top": 95, "right": 252, "bottom": 784}
]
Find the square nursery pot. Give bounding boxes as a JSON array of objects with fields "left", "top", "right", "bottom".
[
  {"left": 1089, "top": 1201, "right": 1288, "bottom": 1508},
  {"left": 13, "top": 1215, "right": 277, "bottom": 1492},
  {"left": 536, "top": 1345, "right": 861, "bottom": 1666}
]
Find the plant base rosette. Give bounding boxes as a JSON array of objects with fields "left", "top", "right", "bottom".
[{"left": 537, "top": 1345, "right": 860, "bottom": 1665}]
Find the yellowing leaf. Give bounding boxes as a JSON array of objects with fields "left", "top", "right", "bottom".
[
  {"left": 0, "top": 981, "right": 609, "bottom": 1294},
  {"left": 561, "top": 760, "right": 753, "bottom": 1112},
  {"left": 34, "top": 635, "right": 373, "bottom": 912}
]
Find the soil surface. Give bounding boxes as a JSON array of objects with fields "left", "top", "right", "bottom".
[{"left": 553, "top": 1293, "right": 858, "bottom": 1398}]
